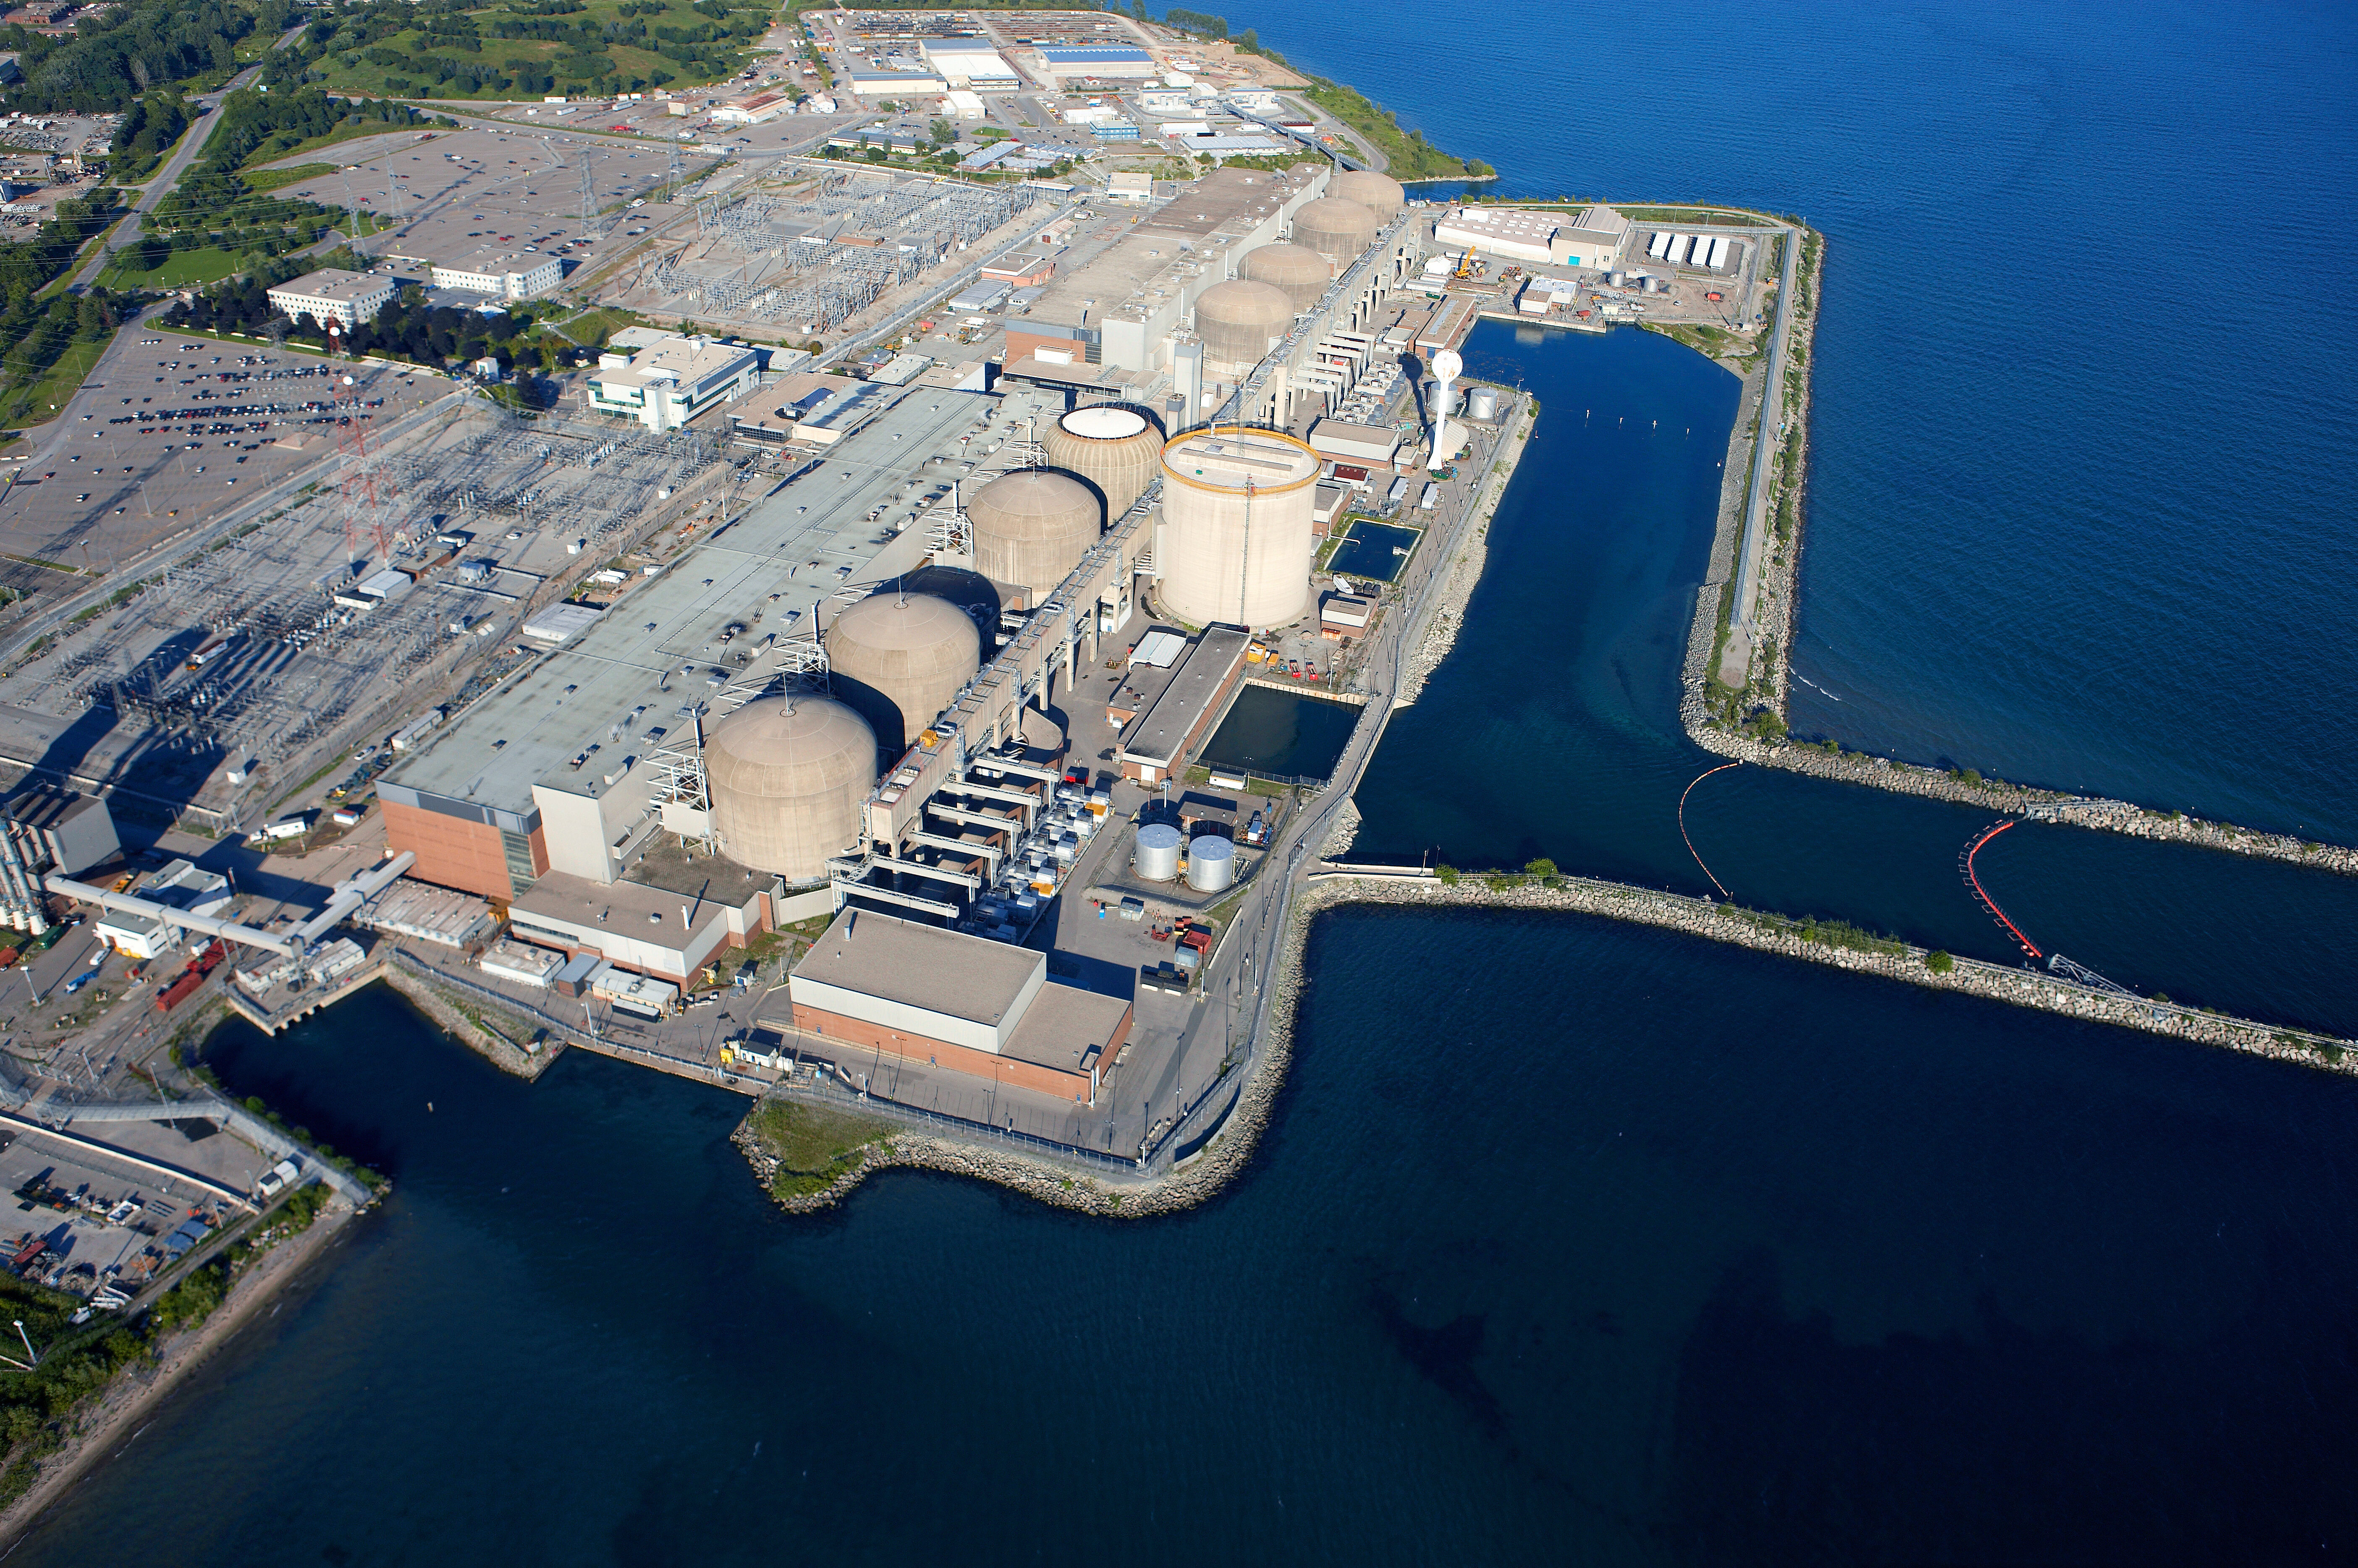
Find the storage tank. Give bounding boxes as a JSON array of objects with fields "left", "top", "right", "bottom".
[
  {"left": 1193, "top": 278, "right": 1295, "bottom": 367},
  {"left": 705, "top": 696, "right": 877, "bottom": 882},
  {"left": 1134, "top": 823, "right": 1183, "bottom": 882},
  {"left": 1290, "top": 196, "right": 1380, "bottom": 262},
  {"left": 1465, "top": 385, "right": 1501, "bottom": 422},
  {"left": 1328, "top": 169, "right": 1404, "bottom": 222},
  {"left": 1187, "top": 833, "right": 1235, "bottom": 892},
  {"left": 823, "top": 590, "right": 981, "bottom": 759},
  {"left": 968, "top": 469, "right": 1100, "bottom": 597},
  {"left": 1158, "top": 427, "right": 1320, "bottom": 628},
  {"left": 1041, "top": 404, "right": 1163, "bottom": 524},
  {"left": 1237, "top": 242, "right": 1332, "bottom": 313}
]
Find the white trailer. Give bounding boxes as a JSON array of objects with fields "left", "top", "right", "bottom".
[
  {"left": 1646, "top": 230, "right": 1669, "bottom": 260},
  {"left": 1707, "top": 235, "right": 1729, "bottom": 269}
]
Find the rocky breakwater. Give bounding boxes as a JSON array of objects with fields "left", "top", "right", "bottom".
[{"left": 1300, "top": 868, "right": 2358, "bottom": 1071}]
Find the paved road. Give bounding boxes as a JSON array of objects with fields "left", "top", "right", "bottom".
[
  {"left": 1719, "top": 220, "right": 1802, "bottom": 686},
  {"left": 68, "top": 62, "right": 267, "bottom": 293}
]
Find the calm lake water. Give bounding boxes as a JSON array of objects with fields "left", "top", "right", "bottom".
[{"left": 18, "top": 1, "right": 2358, "bottom": 1560}]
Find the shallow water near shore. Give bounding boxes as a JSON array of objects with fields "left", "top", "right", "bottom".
[{"left": 17, "top": 0, "right": 2358, "bottom": 1558}]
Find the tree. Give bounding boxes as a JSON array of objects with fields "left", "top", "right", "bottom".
[
  {"left": 1925, "top": 950, "right": 1954, "bottom": 974},
  {"left": 1434, "top": 864, "right": 1459, "bottom": 885},
  {"left": 1523, "top": 857, "right": 1558, "bottom": 883}
]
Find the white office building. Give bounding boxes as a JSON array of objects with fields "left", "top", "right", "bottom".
[
  {"left": 430, "top": 248, "right": 563, "bottom": 301},
  {"left": 265, "top": 268, "right": 394, "bottom": 328},
  {"left": 585, "top": 333, "right": 760, "bottom": 431}
]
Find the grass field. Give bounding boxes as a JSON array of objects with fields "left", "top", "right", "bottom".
[
  {"left": 96, "top": 246, "right": 250, "bottom": 290},
  {"left": 306, "top": 0, "right": 769, "bottom": 102},
  {"left": 1, "top": 333, "right": 113, "bottom": 429},
  {"left": 237, "top": 160, "right": 341, "bottom": 193},
  {"left": 743, "top": 1100, "right": 891, "bottom": 1198}
]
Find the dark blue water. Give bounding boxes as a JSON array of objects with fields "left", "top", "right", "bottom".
[
  {"left": 18, "top": 3, "right": 2358, "bottom": 1559},
  {"left": 23, "top": 945, "right": 2358, "bottom": 1564},
  {"left": 1199, "top": 683, "right": 1362, "bottom": 780},
  {"left": 1245, "top": 0, "right": 2358, "bottom": 844}
]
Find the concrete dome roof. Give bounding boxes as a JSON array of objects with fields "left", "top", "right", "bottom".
[
  {"left": 1195, "top": 277, "right": 1296, "bottom": 330},
  {"left": 706, "top": 696, "right": 875, "bottom": 799},
  {"left": 1292, "top": 196, "right": 1381, "bottom": 259},
  {"left": 826, "top": 589, "right": 983, "bottom": 660},
  {"left": 967, "top": 469, "right": 1099, "bottom": 542},
  {"left": 1329, "top": 169, "right": 1405, "bottom": 220},
  {"left": 1238, "top": 242, "right": 1332, "bottom": 311},
  {"left": 1058, "top": 405, "right": 1153, "bottom": 441}
]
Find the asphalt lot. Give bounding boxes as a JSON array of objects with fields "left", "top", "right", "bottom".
[{"left": 0, "top": 330, "right": 445, "bottom": 570}]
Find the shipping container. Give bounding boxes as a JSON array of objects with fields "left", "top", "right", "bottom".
[{"left": 155, "top": 969, "right": 204, "bottom": 1011}]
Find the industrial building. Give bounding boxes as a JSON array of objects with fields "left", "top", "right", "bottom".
[
  {"left": 922, "top": 37, "right": 1017, "bottom": 85},
  {"left": 430, "top": 249, "right": 562, "bottom": 301},
  {"left": 265, "top": 268, "right": 394, "bottom": 329},
  {"left": 1031, "top": 45, "right": 1158, "bottom": 82},
  {"left": 789, "top": 908, "right": 1131, "bottom": 1102},
  {"left": 1433, "top": 204, "right": 1629, "bottom": 272},
  {"left": 1157, "top": 427, "right": 1321, "bottom": 628},
  {"left": 585, "top": 334, "right": 762, "bottom": 431}
]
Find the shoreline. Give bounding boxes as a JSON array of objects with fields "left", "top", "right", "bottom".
[
  {"left": 0, "top": 1200, "right": 359, "bottom": 1550},
  {"left": 1678, "top": 232, "right": 2358, "bottom": 874}
]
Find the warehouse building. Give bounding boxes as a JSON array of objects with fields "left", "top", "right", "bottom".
[
  {"left": 265, "top": 267, "right": 394, "bottom": 329},
  {"left": 922, "top": 37, "right": 1017, "bottom": 85},
  {"left": 1432, "top": 204, "right": 1628, "bottom": 272},
  {"left": 788, "top": 908, "right": 1132, "bottom": 1101},
  {"left": 1031, "top": 45, "right": 1159, "bottom": 82}
]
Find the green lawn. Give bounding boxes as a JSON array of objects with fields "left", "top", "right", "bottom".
[
  {"left": 96, "top": 246, "right": 249, "bottom": 290},
  {"left": 238, "top": 160, "right": 341, "bottom": 193},
  {"left": 306, "top": 0, "right": 766, "bottom": 102},
  {"left": 1, "top": 332, "right": 115, "bottom": 429}
]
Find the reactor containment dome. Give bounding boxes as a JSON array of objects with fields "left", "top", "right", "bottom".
[
  {"left": 1328, "top": 169, "right": 1405, "bottom": 222},
  {"left": 706, "top": 696, "right": 879, "bottom": 882},
  {"left": 823, "top": 590, "right": 982, "bottom": 759},
  {"left": 969, "top": 468, "right": 1102, "bottom": 597},
  {"left": 1290, "top": 196, "right": 1380, "bottom": 262},
  {"left": 1192, "top": 278, "right": 1296, "bottom": 368},
  {"left": 1041, "top": 404, "right": 1163, "bottom": 524},
  {"left": 1157, "top": 426, "right": 1321, "bottom": 629},
  {"left": 1237, "top": 242, "right": 1333, "bottom": 314}
]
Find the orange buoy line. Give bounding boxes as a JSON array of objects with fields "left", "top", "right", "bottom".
[
  {"left": 1678, "top": 762, "right": 1741, "bottom": 898},
  {"left": 1962, "top": 820, "right": 2043, "bottom": 958}
]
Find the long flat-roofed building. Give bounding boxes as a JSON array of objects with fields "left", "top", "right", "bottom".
[
  {"left": 1032, "top": 45, "right": 1158, "bottom": 81},
  {"left": 265, "top": 267, "right": 394, "bottom": 329},
  {"left": 377, "top": 385, "right": 1041, "bottom": 903},
  {"left": 428, "top": 249, "right": 561, "bottom": 301},
  {"left": 789, "top": 908, "right": 1132, "bottom": 1101}
]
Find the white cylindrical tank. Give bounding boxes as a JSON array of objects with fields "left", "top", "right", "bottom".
[
  {"left": 1237, "top": 241, "right": 1333, "bottom": 313},
  {"left": 1328, "top": 169, "right": 1404, "bottom": 221},
  {"left": 823, "top": 590, "right": 981, "bottom": 759},
  {"left": 1465, "top": 385, "right": 1502, "bottom": 422},
  {"left": 1134, "top": 823, "right": 1183, "bottom": 881},
  {"left": 705, "top": 696, "right": 878, "bottom": 882},
  {"left": 1187, "top": 833, "right": 1235, "bottom": 892},
  {"left": 1193, "top": 278, "right": 1295, "bottom": 367},
  {"left": 969, "top": 469, "right": 1100, "bottom": 597},
  {"left": 1158, "top": 426, "right": 1321, "bottom": 628},
  {"left": 1041, "top": 404, "right": 1163, "bottom": 524},
  {"left": 1291, "top": 196, "right": 1380, "bottom": 262}
]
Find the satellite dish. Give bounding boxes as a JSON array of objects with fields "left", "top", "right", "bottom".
[{"left": 1430, "top": 348, "right": 1462, "bottom": 383}]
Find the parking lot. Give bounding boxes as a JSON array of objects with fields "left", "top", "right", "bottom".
[{"left": 0, "top": 335, "right": 445, "bottom": 569}]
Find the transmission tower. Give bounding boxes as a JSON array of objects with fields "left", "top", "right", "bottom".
[{"left": 334, "top": 374, "right": 398, "bottom": 564}]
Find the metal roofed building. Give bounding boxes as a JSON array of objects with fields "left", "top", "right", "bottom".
[
  {"left": 265, "top": 267, "right": 395, "bottom": 329},
  {"left": 788, "top": 908, "right": 1133, "bottom": 1101},
  {"left": 847, "top": 68, "right": 948, "bottom": 95},
  {"left": 1032, "top": 45, "right": 1158, "bottom": 81},
  {"left": 377, "top": 387, "right": 1019, "bottom": 901},
  {"left": 922, "top": 37, "right": 1016, "bottom": 84}
]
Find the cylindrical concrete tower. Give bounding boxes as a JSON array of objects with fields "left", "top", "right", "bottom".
[
  {"left": 1192, "top": 278, "right": 1295, "bottom": 367},
  {"left": 1237, "top": 242, "right": 1333, "bottom": 313},
  {"left": 1040, "top": 404, "right": 1163, "bottom": 524},
  {"left": 1157, "top": 426, "right": 1321, "bottom": 629},
  {"left": 1329, "top": 169, "right": 1405, "bottom": 222},
  {"left": 968, "top": 469, "right": 1100, "bottom": 597},
  {"left": 1290, "top": 196, "right": 1380, "bottom": 262},
  {"left": 705, "top": 696, "right": 877, "bottom": 882},
  {"left": 823, "top": 590, "right": 982, "bottom": 760}
]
